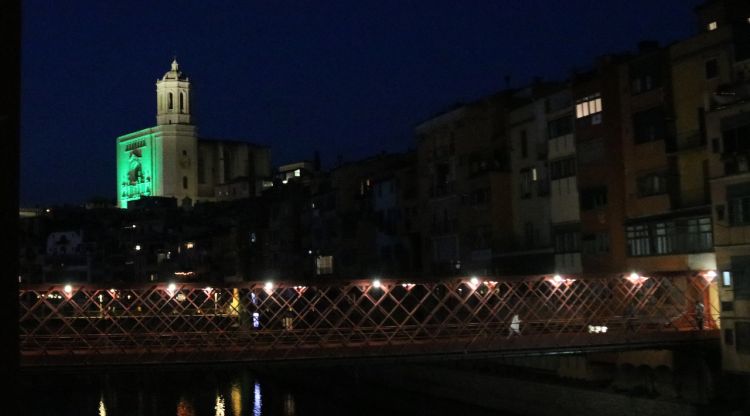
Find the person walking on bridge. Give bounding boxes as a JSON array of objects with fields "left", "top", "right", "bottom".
[
  {"left": 695, "top": 300, "right": 705, "bottom": 330},
  {"left": 508, "top": 314, "right": 521, "bottom": 337}
]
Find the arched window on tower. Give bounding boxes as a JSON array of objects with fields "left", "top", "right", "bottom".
[
  {"left": 168, "top": 93, "right": 173, "bottom": 110},
  {"left": 183, "top": 176, "right": 188, "bottom": 190},
  {"left": 180, "top": 93, "right": 184, "bottom": 112}
]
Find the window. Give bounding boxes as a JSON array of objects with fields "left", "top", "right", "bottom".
[
  {"left": 580, "top": 187, "right": 607, "bottom": 210},
  {"left": 168, "top": 93, "right": 174, "bottom": 110},
  {"left": 637, "top": 172, "right": 667, "bottom": 197},
  {"left": 536, "top": 166, "right": 550, "bottom": 196},
  {"left": 729, "top": 196, "right": 750, "bottom": 225},
  {"left": 722, "top": 122, "right": 750, "bottom": 154},
  {"left": 631, "top": 75, "right": 654, "bottom": 95},
  {"left": 554, "top": 231, "right": 580, "bottom": 253},
  {"left": 725, "top": 329, "right": 734, "bottom": 346},
  {"left": 733, "top": 257, "right": 750, "bottom": 300},
  {"left": 708, "top": 21, "right": 718, "bottom": 31},
  {"left": 723, "top": 271, "right": 733, "bottom": 287},
  {"left": 316, "top": 255, "right": 333, "bottom": 275},
  {"left": 706, "top": 59, "right": 719, "bottom": 79},
  {"left": 180, "top": 92, "right": 184, "bottom": 112},
  {"left": 198, "top": 156, "right": 205, "bottom": 184},
  {"left": 728, "top": 183, "right": 750, "bottom": 225},
  {"left": 182, "top": 176, "right": 188, "bottom": 190},
  {"left": 626, "top": 217, "right": 713, "bottom": 256},
  {"left": 633, "top": 107, "right": 666, "bottom": 143},
  {"left": 549, "top": 157, "right": 576, "bottom": 180},
  {"left": 548, "top": 115, "right": 573, "bottom": 139},
  {"left": 468, "top": 188, "right": 490, "bottom": 206},
  {"left": 520, "top": 169, "right": 533, "bottom": 199},
  {"left": 627, "top": 225, "right": 651, "bottom": 256},
  {"left": 575, "top": 94, "right": 602, "bottom": 119},
  {"left": 582, "top": 233, "right": 609, "bottom": 254},
  {"left": 737, "top": 322, "right": 750, "bottom": 354}
]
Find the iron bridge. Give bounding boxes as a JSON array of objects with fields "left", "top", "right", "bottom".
[{"left": 19, "top": 272, "right": 720, "bottom": 367}]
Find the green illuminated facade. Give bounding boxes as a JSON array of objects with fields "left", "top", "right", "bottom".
[{"left": 117, "top": 129, "right": 159, "bottom": 208}]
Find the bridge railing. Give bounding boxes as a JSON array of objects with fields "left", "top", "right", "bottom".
[{"left": 19, "top": 272, "right": 719, "bottom": 366}]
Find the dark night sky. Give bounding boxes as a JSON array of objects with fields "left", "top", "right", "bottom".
[{"left": 21, "top": 0, "right": 703, "bottom": 206}]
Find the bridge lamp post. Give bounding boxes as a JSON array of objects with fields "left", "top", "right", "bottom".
[
  {"left": 469, "top": 276, "right": 480, "bottom": 287},
  {"left": 372, "top": 279, "right": 381, "bottom": 289},
  {"left": 167, "top": 283, "right": 177, "bottom": 297},
  {"left": 63, "top": 284, "right": 73, "bottom": 296},
  {"left": 626, "top": 272, "right": 648, "bottom": 286},
  {"left": 703, "top": 270, "right": 717, "bottom": 283}
]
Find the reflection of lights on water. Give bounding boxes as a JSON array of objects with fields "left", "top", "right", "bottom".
[
  {"left": 177, "top": 397, "right": 195, "bottom": 416},
  {"left": 98, "top": 397, "right": 107, "bottom": 416},
  {"left": 283, "top": 392, "right": 296, "bottom": 416},
  {"left": 215, "top": 394, "right": 225, "bottom": 416},
  {"left": 231, "top": 383, "right": 242, "bottom": 416},
  {"left": 253, "top": 381, "right": 262, "bottom": 416}
]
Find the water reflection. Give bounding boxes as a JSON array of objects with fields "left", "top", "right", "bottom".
[
  {"left": 214, "top": 393, "right": 225, "bottom": 416},
  {"left": 98, "top": 396, "right": 107, "bottom": 416},
  {"left": 230, "top": 383, "right": 242, "bottom": 416},
  {"left": 253, "top": 381, "right": 262, "bottom": 416},
  {"left": 20, "top": 367, "right": 510, "bottom": 416},
  {"left": 282, "top": 393, "right": 295, "bottom": 416},
  {"left": 177, "top": 397, "right": 195, "bottom": 416}
]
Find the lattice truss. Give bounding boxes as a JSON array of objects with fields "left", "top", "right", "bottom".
[{"left": 19, "top": 274, "right": 718, "bottom": 365}]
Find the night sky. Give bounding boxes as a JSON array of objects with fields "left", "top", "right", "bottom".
[{"left": 21, "top": 0, "right": 702, "bottom": 206}]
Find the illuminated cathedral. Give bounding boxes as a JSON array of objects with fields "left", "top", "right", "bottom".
[{"left": 116, "top": 59, "right": 271, "bottom": 208}]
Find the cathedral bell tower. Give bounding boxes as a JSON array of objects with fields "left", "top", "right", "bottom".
[{"left": 156, "top": 58, "right": 192, "bottom": 125}]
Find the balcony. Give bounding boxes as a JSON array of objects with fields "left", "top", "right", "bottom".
[{"left": 711, "top": 82, "right": 750, "bottom": 110}]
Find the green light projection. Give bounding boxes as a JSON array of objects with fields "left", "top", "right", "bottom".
[{"left": 117, "top": 132, "right": 157, "bottom": 208}]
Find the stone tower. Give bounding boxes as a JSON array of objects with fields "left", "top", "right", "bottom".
[{"left": 156, "top": 58, "right": 193, "bottom": 126}]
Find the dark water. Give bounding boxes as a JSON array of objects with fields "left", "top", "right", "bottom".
[{"left": 19, "top": 366, "right": 510, "bottom": 416}]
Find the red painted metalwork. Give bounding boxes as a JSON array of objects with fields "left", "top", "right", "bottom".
[{"left": 19, "top": 273, "right": 719, "bottom": 367}]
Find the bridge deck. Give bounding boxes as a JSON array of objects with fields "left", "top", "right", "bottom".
[{"left": 19, "top": 273, "right": 720, "bottom": 367}]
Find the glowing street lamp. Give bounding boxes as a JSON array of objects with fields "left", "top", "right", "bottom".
[
  {"left": 63, "top": 284, "right": 73, "bottom": 295},
  {"left": 372, "top": 279, "right": 381, "bottom": 289},
  {"left": 703, "top": 270, "right": 717, "bottom": 283},
  {"left": 626, "top": 272, "right": 648, "bottom": 285}
]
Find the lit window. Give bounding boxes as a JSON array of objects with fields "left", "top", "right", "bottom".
[
  {"left": 316, "top": 256, "right": 333, "bottom": 275},
  {"left": 708, "top": 21, "right": 718, "bottom": 31},
  {"left": 723, "top": 271, "right": 732, "bottom": 286},
  {"left": 294, "top": 169, "right": 301, "bottom": 177},
  {"left": 575, "top": 94, "right": 602, "bottom": 119}
]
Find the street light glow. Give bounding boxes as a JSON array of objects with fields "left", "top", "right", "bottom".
[{"left": 373, "top": 279, "right": 381, "bottom": 289}]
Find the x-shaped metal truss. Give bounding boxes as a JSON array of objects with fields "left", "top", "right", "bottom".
[{"left": 19, "top": 273, "right": 719, "bottom": 366}]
